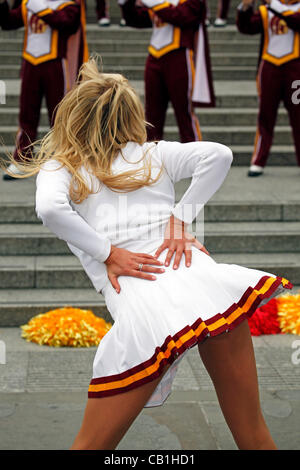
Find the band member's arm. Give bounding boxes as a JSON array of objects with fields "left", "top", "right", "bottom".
[
  {"left": 26, "top": 0, "right": 80, "bottom": 34},
  {"left": 118, "top": 0, "right": 152, "bottom": 28},
  {"left": 0, "top": 0, "right": 24, "bottom": 29},
  {"left": 267, "top": 0, "right": 300, "bottom": 32},
  {"left": 141, "top": 0, "right": 205, "bottom": 27},
  {"left": 236, "top": 0, "right": 263, "bottom": 34},
  {"left": 35, "top": 160, "right": 112, "bottom": 263}
]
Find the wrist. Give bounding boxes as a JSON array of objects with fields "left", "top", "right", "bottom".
[{"left": 104, "top": 245, "right": 118, "bottom": 265}]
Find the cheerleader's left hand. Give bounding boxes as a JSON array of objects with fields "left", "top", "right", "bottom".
[{"left": 154, "top": 215, "right": 210, "bottom": 269}]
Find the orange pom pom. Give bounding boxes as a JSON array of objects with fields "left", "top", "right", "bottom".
[
  {"left": 277, "top": 291, "right": 300, "bottom": 336},
  {"left": 20, "top": 307, "right": 112, "bottom": 347}
]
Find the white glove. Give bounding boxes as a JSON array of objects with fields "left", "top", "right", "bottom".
[
  {"left": 118, "top": 0, "right": 128, "bottom": 5},
  {"left": 27, "top": 0, "right": 49, "bottom": 14}
]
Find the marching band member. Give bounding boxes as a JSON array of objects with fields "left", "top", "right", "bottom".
[
  {"left": 237, "top": 0, "right": 300, "bottom": 176},
  {"left": 118, "top": 0, "right": 215, "bottom": 143},
  {"left": 0, "top": 0, "right": 88, "bottom": 180}
]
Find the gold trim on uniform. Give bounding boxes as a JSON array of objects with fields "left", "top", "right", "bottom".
[
  {"left": 259, "top": 4, "right": 300, "bottom": 65},
  {"left": 21, "top": 0, "right": 76, "bottom": 66},
  {"left": 148, "top": 0, "right": 188, "bottom": 59}
]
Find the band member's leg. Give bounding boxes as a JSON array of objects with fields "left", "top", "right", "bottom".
[
  {"left": 144, "top": 54, "right": 169, "bottom": 141},
  {"left": 164, "top": 48, "right": 202, "bottom": 143},
  {"left": 282, "top": 59, "right": 300, "bottom": 167},
  {"left": 217, "top": 0, "right": 231, "bottom": 20},
  {"left": 250, "top": 60, "right": 282, "bottom": 168},
  {"left": 96, "top": 0, "right": 109, "bottom": 20},
  {"left": 43, "top": 59, "right": 67, "bottom": 126},
  {"left": 14, "top": 60, "right": 43, "bottom": 162}
]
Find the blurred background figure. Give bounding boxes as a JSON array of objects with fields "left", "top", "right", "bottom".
[
  {"left": 96, "top": 0, "right": 126, "bottom": 26},
  {"left": 206, "top": 0, "right": 231, "bottom": 26},
  {"left": 215, "top": 0, "right": 231, "bottom": 25},
  {"left": 237, "top": 0, "right": 300, "bottom": 177},
  {"left": 118, "top": 0, "right": 215, "bottom": 143},
  {"left": 0, "top": 0, "right": 88, "bottom": 181}
]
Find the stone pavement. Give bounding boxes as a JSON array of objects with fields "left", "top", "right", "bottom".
[{"left": 0, "top": 327, "right": 299, "bottom": 450}]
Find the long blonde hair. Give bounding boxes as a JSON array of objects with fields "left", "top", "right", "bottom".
[{"left": 0, "top": 57, "right": 163, "bottom": 203}]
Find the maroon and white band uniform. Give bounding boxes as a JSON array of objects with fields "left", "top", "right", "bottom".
[
  {"left": 0, "top": 0, "right": 88, "bottom": 162},
  {"left": 237, "top": 0, "right": 300, "bottom": 168},
  {"left": 118, "top": 0, "right": 215, "bottom": 143}
]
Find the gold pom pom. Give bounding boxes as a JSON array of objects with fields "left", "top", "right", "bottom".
[
  {"left": 20, "top": 307, "right": 112, "bottom": 347},
  {"left": 277, "top": 291, "right": 300, "bottom": 336}
]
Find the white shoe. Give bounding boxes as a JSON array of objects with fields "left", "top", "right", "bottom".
[
  {"left": 247, "top": 164, "right": 264, "bottom": 177},
  {"left": 214, "top": 18, "right": 227, "bottom": 27},
  {"left": 98, "top": 17, "right": 110, "bottom": 27},
  {"left": 3, "top": 162, "right": 25, "bottom": 180},
  {"left": 205, "top": 18, "right": 211, "bottom": 27},
  {"left": 120, "top": 18, "right": 126, "bottom": 26}
]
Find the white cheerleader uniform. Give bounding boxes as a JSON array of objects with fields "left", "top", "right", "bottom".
[{"left": 35, "top": 140, "right": 293, "bottom": 407}]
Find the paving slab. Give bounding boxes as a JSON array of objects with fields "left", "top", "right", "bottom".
[{"left": 0, "top": 328, "right": 299, "bottom": 450}]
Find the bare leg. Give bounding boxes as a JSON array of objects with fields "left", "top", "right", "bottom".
[
  {"left": 198, "top": 320, "right": 277, "bottom": 450},
  {"left": 70, "top": 365, "right": 171, "bottom": 450}
]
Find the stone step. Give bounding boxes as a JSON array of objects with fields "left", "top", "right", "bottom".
[
  {"left": 0, "top": 64, "right": 258, "bottom": 80},
  {"left": 0, "top": 106, "right": 291, "bottom": 127},
  {"left": 0, "top": 89, "right": 262, "bottom": 109},
  {"left": 0, "top": 144, "right": 298, "bottom": 167},
  {"left": 1, "top": 79, "right": 262, "bottom": 108},
  {"left": 87, "top": 14, "right": 239, "bottom": 25},
  {"left": 0, "top": 25, "right": 253, "bottom": 42},
  {"left": 0, "top": 124, "right": 295, "bottom": 146},
  {"left": 0, "top": 222, "right": 299, "bottom": 255},
  {"left": 84, "top": 2, "right": 240, "bottom": 23},
  {"left": 0, "top": 252, "right": 299, "bottom": 291},
  {"left": 0, "top": 51, "right": 260, "bottom": 67},
  {"left": 1, "top": 199, "right": 300, "bottom": 224},
  {"left": 0, "top": 287, "right": 109, "bottom": 326},
  {"left": 0, "top": 38, "right": 261, "bottom": 53}
]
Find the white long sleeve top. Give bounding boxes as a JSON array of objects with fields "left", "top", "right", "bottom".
[{"left": 35, "top": 140, "right": 233, "bottom": 292}]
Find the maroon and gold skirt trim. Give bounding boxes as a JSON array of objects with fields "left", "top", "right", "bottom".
[{"left": 88, "top": 275, "right": 293, "bottom": 399}]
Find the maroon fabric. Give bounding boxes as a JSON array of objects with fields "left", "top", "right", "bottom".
[
  {"left": 217, "top": 0, "right": 231, "bottom": 19},
  {"left": 252, "top": 58, "right": 300, "bottom": 167},
  {"left": 152, "top": 0, "right": 205, "bottom": 28},
  {"left": 13, "top": 59, "right": 66, "bottom": 162},
  {"left": 121, "top": 0, "right": 204, "bottom": 47},
  {"left": 39, "top": 4, "right": 80, "bottom": 34},
  {"left": 120, "top": 0, "right": 158, "bottom": 28},
  {"left": 11, "top": 0, "right": 22, "bottom": 8},
  {"left": 236, "top": 6, "right": 263, "bottom": 35},
  {"left": 0, "top": 1, "right": 23, "bottom": 28},
  {"left": 144, "top": 48, "right": 201, "bottom": 143},
  {"left": 95, "top": 0, "right": 108, "bottom": 19}
]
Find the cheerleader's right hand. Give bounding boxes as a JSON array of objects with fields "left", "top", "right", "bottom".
[{"left": 104, "top": 245, "right": 165, "bottom": 293}]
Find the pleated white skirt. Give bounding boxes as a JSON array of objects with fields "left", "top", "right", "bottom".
[{"left": 88, "top": 246, "right": 293, "bottom": 407}]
